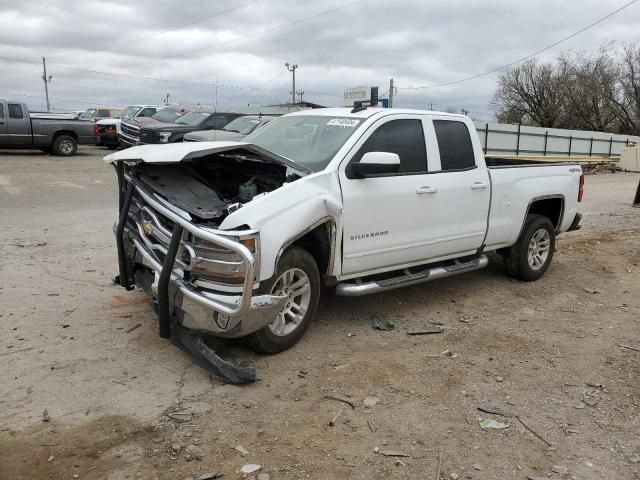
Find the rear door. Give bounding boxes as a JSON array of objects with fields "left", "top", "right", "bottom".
[
  {"left": 7, "top": 103, "right": 31, "bottom": 146},
  {"left": 0, "top": 103, "right": 8, "bottom": 143},
  {"left": 414, "top": 117, "right": 490, "bottom": 257}
]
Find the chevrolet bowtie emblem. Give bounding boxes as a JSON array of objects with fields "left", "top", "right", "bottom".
[{"left": 141, "top": 219, "right": 153, "bottom": 236}]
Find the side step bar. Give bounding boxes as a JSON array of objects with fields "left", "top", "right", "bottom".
[{"left": 335, "top": 255, "right": 489, "bottom": 297}]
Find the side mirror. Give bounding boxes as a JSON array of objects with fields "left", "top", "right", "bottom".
[{"left": 351, "top": 152, "right": 400, "bottom": 178}]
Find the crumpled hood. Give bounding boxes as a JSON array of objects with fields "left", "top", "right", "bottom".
[{"left": 104, "top": 141, "right": 251, "bottom": 164}]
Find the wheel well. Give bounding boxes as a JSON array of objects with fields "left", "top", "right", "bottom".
[
  {"left": 53, "top": 130, "right": 78, "bottom": 142},
  {"left": 290, "top": 221, "right": 333, "bottom": 276},
  {"left": 528, "top": 197, "right": 563, "bottom": 229}
]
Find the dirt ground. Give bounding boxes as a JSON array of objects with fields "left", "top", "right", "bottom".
[{"left": 1, "top": 146, "right": 639, "bottom": 480}]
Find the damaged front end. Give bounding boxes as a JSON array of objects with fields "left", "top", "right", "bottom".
[{"left": 109, "top": 144, "right": 303, "bottom": 383}]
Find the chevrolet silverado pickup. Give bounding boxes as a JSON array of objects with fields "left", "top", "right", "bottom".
[
  {"left": 0, "top": 100, "right": 97, "bottom": 155},
  {"left": 97, "top": 105, "right": 163, "bottom": 149},
  {"left": 119, "top": 107, "right": 190, "bottom": 147},
  {"left": 106, "top": 107, "right": 584, "bottom": 383}
]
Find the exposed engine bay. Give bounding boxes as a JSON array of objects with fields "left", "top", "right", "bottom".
[{"left": 130, "top": 149, "right": 303, "bottom": 225}]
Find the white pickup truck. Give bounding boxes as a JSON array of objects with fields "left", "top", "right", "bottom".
[{"left": 106, "top": 107, "right": 584, "bottom": 382}]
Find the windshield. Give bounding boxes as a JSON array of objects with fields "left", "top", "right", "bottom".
[
  {"left": 175, "top": 111, "right": 211, "bottom": 126},
  {"left": 79, "top": 109, "right": 96, "bottom": 120},
  {"left": 118, "top": 106, "right": 141, "bottom": 120},
  {"left": 244, "top": 115, "right": 362, "bottom": 171},
  {"left": 152, "top": 109, "right": 184, "bottom": 123},
  {"left": 223, "top": 116, "right": 264, "bottom": 135}
]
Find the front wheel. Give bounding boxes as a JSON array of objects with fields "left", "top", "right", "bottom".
[
  {"left": 504, "top": 214, "right": 556, "bottom": 281},
  {"left": 245, "top": 247, "right": 320, "bottom": 354}
]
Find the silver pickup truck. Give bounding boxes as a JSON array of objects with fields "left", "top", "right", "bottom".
[{"left": 0, "top": 100, "right": 97, "bottom": 156}]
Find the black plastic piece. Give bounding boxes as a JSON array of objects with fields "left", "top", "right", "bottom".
[
  {"left": 158, "top": 223, "right": 184, "bottom": 339},
  {"left": 170, "top": 320, "right": 256, "bottom": 384},
  {"left": 116, "top": 182, "right": 135, "bottom": 290},
  {"left": 567, "top": 213, "right": 583, "bottom": 232},
  {"left": 633, "top": 177, "right": 640, "bottom": 207}
]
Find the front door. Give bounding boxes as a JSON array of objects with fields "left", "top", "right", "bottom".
[
  {"left": 7, "top": 103, "right": 31, "bottom": 146},
  {"left": 339, "top": 116, "right": 437, "bottom": 276}
]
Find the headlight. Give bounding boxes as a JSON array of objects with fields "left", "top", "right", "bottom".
[
  {"left": 189, "top": 235, "right": 258, "bottom": 285},
  {"left": 158, "top": 132, "right": 172, "bottom": 143}
]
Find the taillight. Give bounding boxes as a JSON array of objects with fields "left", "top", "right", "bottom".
[
  {"left": 578, "top": 174, "right": 584, "bottom": 202},
  {"left": 94, "top": 124, "right": 100, "bottom": 135}
]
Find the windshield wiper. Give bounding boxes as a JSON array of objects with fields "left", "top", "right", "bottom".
[{"left": 224, "top": 129, "right": 241, "bottom": 133}]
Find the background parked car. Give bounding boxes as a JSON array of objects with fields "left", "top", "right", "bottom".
[
  {"left": 96, "top": 105, "right": 163, "bottom": 149},
  {"left": 77, "top": 106, "right": 122, "bottom": 121},
  {"left": 137, "top": 109, "right": 242, "bottom": 144},
  {"left": 119, "top": 106, "right": 189, "bottom": 147},
  {"left": 183, "top": 115, "right": 274, "bottom": 142}
]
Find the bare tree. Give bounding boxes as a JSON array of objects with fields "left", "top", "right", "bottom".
[
  {"left": 612, "top": 43, "right": 640, "bottom": 134},
  {"left": 491, "top": 43, "right": 640, "bottom": 135},
  {"left": 491, "top": 59, "right": 567, "bottom": 128},
  {"left": 559, "top": 48, "right": 621, "bottom": 132}
]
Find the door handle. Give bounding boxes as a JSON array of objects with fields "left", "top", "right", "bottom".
[
  {"left": 416, "top": 186, "right": 438, "bottom": 194},
  {"left": 470, "top": 182, "right": 489, "bottom": 190}
]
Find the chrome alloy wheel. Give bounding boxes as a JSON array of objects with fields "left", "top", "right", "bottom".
[
  {"left": 59, "top": 139, "right": 74, "bottom": 154},
  {"left": 527, "top": 228, "right": 551, "bottom": 270},
  {"left": 268, "top": 268, "right": 311, "bottom": 337}
]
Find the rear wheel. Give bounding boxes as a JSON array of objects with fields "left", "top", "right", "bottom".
[
  {"left": 245, "top": 247, "right": 320, "bottom": 354},
  {"left": 52, "top": 135, "right": 77, "bottom": 156},
  {"left": 504, "top": 214, "right": 555, "bottom": 281}
]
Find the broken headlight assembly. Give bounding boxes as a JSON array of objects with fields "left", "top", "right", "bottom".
[{"left": 188, "top": 235, "right": 259, "bottom": 286}]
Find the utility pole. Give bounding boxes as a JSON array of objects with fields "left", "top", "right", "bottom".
[
  {"left": 285, "top": 62, "right": 298, "bottom": 104},
  {"left": 296, "top": 90, "right": 304, "bottom": 103},
  {"left": 42, "top": 57, "right": 52, "bottom": 112},
  {"left": 388, "top": 78, "right": 394, "bottom": 108},
  {"left": 214, "top": 77, "right": 219, "bottom": 112}
]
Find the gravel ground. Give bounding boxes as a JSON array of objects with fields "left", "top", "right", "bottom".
[{"left": 0, "top": 147, "right": 639, "bottom": 480}]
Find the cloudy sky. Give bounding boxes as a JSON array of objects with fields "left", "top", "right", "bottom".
[{"left": 1, "top": 0, "right": 639, "bottom": 119}]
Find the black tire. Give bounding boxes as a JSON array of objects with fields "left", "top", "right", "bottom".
[
  {"left": 245, "top": 246, "right": 320, "bottom": 354},
  {"left": 52, "top": 135, "right": 77, "bottom": 156},
  {"left": 504, "top": 214, "right": 556, "bottom": 281}
]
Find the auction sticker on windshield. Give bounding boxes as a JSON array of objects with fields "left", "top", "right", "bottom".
[{"left": 327, "top": 119, "right": 360, "bottom": 128}]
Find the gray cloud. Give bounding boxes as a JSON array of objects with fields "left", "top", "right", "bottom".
[{"left": 1, "top": 0, "right": 639, "bottom": 119}]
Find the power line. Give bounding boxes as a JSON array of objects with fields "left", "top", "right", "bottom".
[
  {"left": 399, "top": 0, "right": 639, "bottom": 90},
  {"left": 128, "top": 0, "right": 373, "bottom": 67},
  {"left": 0, "top": 55, "right": 342, "bottom": 98},
  {"left": 51, "top": 0, "right": 261, "bottom": 61}
]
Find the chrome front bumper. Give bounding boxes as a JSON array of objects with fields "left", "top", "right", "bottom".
[{"left": 117, "top": 175, "right": 284, "bottom": 338}]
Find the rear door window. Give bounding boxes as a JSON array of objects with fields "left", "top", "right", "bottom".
[
  {"left": 0, "top": 103, "right": 4, "bottom": 118},
  {"left": 433, "top": 120, "right": 476, "bottom": 171},
  {"left": 8, "top": 104, "right": 24, "bottom": 119},
  {"left": 96, "top": 109, "right": 111, "bottom": 118}
]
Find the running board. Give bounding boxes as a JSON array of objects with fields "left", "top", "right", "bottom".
[{"left": 335, "top": 255, "right": 489, "bottom": 297}]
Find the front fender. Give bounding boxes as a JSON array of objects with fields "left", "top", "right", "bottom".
[{"left": 219, "top": 171, "right": 343, "bottom": 280}]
